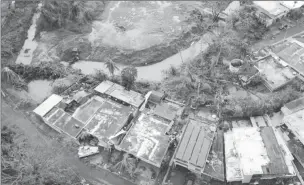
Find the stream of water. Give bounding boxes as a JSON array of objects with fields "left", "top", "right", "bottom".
[{"left": 73, "top": 37, "right": 208, "bottom": 82}]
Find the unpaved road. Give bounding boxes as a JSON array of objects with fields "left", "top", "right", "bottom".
[{"left": 1, "top": 101, "right": 135, "bottom": 185}]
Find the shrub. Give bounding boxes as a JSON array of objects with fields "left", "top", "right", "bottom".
[
  {"left": 288, "top": 8, "right": 303, "bottom": 20},
  {"left": 121, "top": 67, "right": 137, "bottom": 91},
  {"left": 93, "top": 69, "right": 108, "bottom": 82}
]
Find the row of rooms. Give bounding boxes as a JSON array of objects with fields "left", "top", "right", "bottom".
[{"left": 33, "top": 80, "right": 304, "bottom": 184}]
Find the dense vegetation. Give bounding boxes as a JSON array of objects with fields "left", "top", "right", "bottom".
[
  {"left": 1, "top": 126, "right": 82, "bottom": 185},
  {"left": 161, "top": 4, "right": 303, "bottom": 119},
  {"left": 37, "top": 0, "right": 105, "bottom": 34},
  {"left": 8, "top": 63, "right": 81, "bottom": 82},
  {"left": 1, "top": 2, "right": 38, "bottom": 66}
]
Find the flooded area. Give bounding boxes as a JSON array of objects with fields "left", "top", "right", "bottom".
[
  {"left": 15, "top": 3, "right": 42, "bottom": 65},
  {"left": 74, "top": 34, "right": 211, "bottom": 82},
  {"left": 28, "top": 80, "right": 53, "bottom": 103},
  {"left": 89, "top": 1, "right": 192, "bottom": 50}
]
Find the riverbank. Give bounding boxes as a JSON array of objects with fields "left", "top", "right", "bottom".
[{"left": 73, "top": 32, "right": 213, "bottom": 82}]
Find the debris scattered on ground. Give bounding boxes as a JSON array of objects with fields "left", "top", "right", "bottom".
[{"left": 78, "top": 146, "right": 99, "bottom": 158}]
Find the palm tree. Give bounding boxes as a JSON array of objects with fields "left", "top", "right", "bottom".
[
  {"left": 1, "top": 67, "right": 20, "bottom": 83},
  {"left": 104, "top": 58, "right": 119, "bottom": 77}
]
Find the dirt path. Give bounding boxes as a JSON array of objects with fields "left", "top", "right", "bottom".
[{"left": 1, "top": 101, "right": 135, "bottom": 185}]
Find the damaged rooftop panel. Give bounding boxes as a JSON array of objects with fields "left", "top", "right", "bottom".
[
  {"left": 174, "top": 119, "right": 216, "bottom": 173},
  {"left": 119, "top": 113, "right": 171, "bottom": 168},
  {"left": 84, "top": 99, "right": 135, "bottom": 146},
  {"left": 94, "top": 80, "right": 145, "bottom": 108}
]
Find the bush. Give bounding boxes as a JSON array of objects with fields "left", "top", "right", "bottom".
[
  {"left": 134, "top": 81, "right": 160, "bottom": 94},
  {"left": 121, "top": 67, "right": 138, "bottom": 91},
  {"left": 37, "top": 0, "right": 105, "bottom": 33},
  {"left": 288, "top": 8, "right": 303, "bottom": 20},
  {"left": 222, "top": 86, "right": 302, "bottom": 118},
  {"left": 8, "top": 63, "right": 80, "bottom": 82},
  {"left": 52, "top": 83, "right": 70, "bottom": 94},
  {"left": 93, "top": 69, "right": 108, "bottom": 82}
]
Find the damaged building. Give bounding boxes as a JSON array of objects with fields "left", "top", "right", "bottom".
[
  {"left": 225, "top": 126, "right": 296, "bottom": 183},
  {"left": 118, "top": 90, "right": 183, "bottom": 167},
  {"left": 279, "top": 97, "right": 304, "bottom": 178},
  {"left": 33, "top": 81, "right": 145, "bottom": 148}
]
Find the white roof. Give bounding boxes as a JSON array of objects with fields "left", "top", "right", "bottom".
[
  {"left": 281, "top": 1, "right": 304, "bottom": 9},
  {"left": 253, "top": 1, "right": 289, "bottom": 16},
  {"left": 225, "top": 127, "right": 270, "bottom": 182},
  {"left": 33, "top": 94, "right": 63, "bottom": 117}
]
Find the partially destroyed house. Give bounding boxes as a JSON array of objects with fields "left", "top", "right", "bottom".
[
  {"left": 33, "top": 81, "right": 145, "bottom": 148},
  {"left": 253, "top": 1, "right": 304, "bottom": 27},
  {"left": 225, "top": 127, "right": 296, "bottom": 183},
  {"left": 118, "top": 91, "right": 183, "bottom": 168}
]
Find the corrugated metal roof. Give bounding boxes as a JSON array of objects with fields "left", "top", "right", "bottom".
[
  {"left": 94, "top": 81, "right": 144, "bottom": 108},
  {"left": 174, "top": 119, "right": 216, "bottom": 172},
  {"left": 33, "top": 94, "right": 63, "bottom": 117}
]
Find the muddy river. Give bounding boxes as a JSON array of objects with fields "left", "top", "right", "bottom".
[{"left": 73, "top": 35, "right": 210, "bottom": 82}]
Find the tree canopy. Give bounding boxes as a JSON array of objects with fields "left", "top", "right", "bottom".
[{"left": 121, "top": 67, "right": 138, "bottom": 91}]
